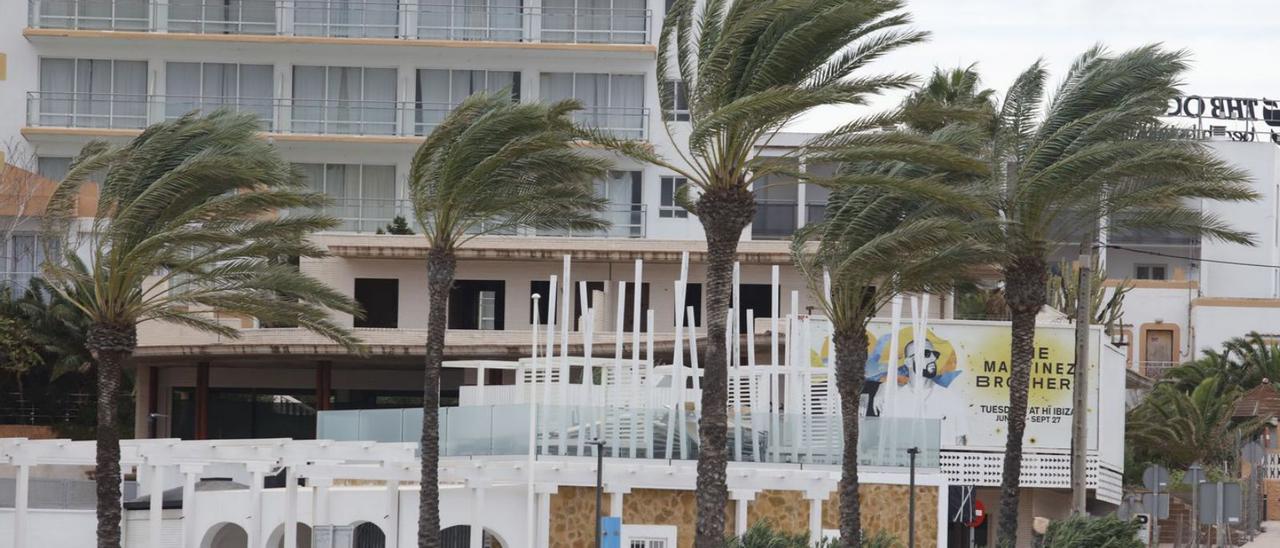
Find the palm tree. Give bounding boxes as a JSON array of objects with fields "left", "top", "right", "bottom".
[
  {"left": 901, "top": 65, "right": 996, "bottom": 134},
  {"left": 406, "top": 92, "right": 610, "bottom": 548},
  {"left": 604, "top": 2, "right": 929, "bottom": 541},
  {"left": 794, "top": 119, "right": 994, "bottom": 545},
  {"left": 41, "top": 110, "right": 361, "bottom": 548},
  {"left": 986, "top": 45, "right": 1257, "bottom": 547},
  {"left": 1127, "top": 377, "right": 1266, "bottom": 470}
]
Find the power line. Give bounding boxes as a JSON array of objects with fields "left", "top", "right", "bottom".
[{"left": 1102, "top": 243, "right": 1280, "bottom": 270}]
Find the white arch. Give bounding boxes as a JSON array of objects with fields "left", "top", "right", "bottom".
[
  {"left": 439, "top": 525, "right": 507, "bottom": 548},
  {"left": 265, "top": 522, "right": 312, "bottom": 548},
  {"left": 201, "top": 522, "right": 248, "bottom": 548},
  {"left": 350, "top": 520, "right": 387, "bottom": 548}
]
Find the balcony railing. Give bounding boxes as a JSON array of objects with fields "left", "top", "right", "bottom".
[
  {"left": 28, "top": 0, "right": 653, "bottom": 45},
  {"left": 317, "top": 404, "right": 942, "bottom": 467},
  {"left": 27, "top": 92, "right": 648, "bottom": 139},
  {"left": 292, "top": 198, "right": 647, "bottom": 237},
  {"left": 1140, "top": 360, "right": 1179, "bottom": 380}
]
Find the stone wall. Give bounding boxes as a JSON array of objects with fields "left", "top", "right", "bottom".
[
  {"left": 549, "top": 484, "right": 938, "bottom": 548},
  {"left": 0, "top": 424, "right": 57, "bottom": 439},
  {"left": 1267, "top": 479, "right": 1280, "bottom": 520}
]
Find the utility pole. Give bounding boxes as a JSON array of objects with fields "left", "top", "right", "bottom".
[{"left": 1071, "top": 239, "right": 1092, "bottom": 514}]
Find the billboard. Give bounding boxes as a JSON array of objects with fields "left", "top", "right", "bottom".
[{"left": 805, "top": 318, "right": 1102, "bottom": 450}]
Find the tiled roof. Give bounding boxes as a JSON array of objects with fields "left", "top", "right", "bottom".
[{"left": 1233, "top": 381, "right": 1280, "bottom": 419}]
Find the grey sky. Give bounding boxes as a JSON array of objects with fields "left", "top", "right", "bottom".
[{"left": 791, "top": 0, "right": 1279, "bottom": 132}]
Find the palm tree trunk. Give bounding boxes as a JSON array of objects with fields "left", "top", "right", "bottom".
[
  {"left": 419, "top": 247, "right": 455, "bottom": 548},
  {"left": 996, "top": 255, "right": 1046, "bottom": 548},
  {"left": 692, "top": 185, "right": 755, "bottom": 547},
  {"left": 87, "top": 324, "right": 136, "bottom": 548},
  {"left": 833, "top": 325, "right": 868, "bottom": 548}
]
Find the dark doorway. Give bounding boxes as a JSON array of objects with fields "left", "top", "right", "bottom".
[
  {"left": 449, "top": 280, "right": 505, "bottom": 330},
  {"left": 737, "top": 284, "right": 773, "bottom": 333},
  {"left": 621, "top": 282, "right": 651, "bottom": 333},
  {"left": 353, "top": 278, "right": 399, "bottom": 328},
  {"left": 679, "top": 283, "right": 703, "bottom": 327}
]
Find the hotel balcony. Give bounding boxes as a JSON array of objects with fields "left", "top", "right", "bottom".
[
  {"left": 297, "top": 198, "right": 646, "bottom": 237},
  {"left": 24, "top": 92, "right": 650, "bottom": 140},
  {"left": 27, "top": 0, "right": 653, "bottom": 46}
]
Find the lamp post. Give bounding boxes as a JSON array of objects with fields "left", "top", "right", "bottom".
[
  {"left": 588, "top": 439, "right": 606, "bottom": 548},
  {"left": 908, "top": 446, "right": 919, "bottom": 548}
]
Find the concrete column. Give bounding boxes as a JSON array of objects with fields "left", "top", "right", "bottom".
[
  {"left": 606, "top": 486, "right": 628, "bottom": 518},
  {"left": 247, "top": 464, "right": 269, "bottom": 548},
  {"left": 804, "top": 491, "right": 826, "bottom": 544},
  {"left": 149, "top": 464, "right": 166, "bottom": 548},
  {"left": 14, "top": 463, "right": 29, "bottom": 548},
  {"left": 470, "top": 484, "right": 487, "bottom": 548},
  {"left": 312, "top": 477, "right": 333, "bottom": 527},
  {"left": 385, "top": 477, "right": 401, "bottom": 548},
  {"left": 285, "top": 466, "right": 299, "bottom": 548},
  {"left": 730, "top": 490, "right": 758, "bottom": 538},
  {"left": 534, "top": 484, "right": 557, "bottom": 548},
  {"left": 180, "top": 464, "right": 203, "bottom": 548}
]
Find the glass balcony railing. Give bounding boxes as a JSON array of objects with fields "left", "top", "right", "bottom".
[
  {"left": 288, "top": 199, "right": 647, "bottom": 237},
  {"left": 317, "top": 404, "right": 942, "bottom": 468},
  {"left": 27, "top": 92, "right": 649, "bottom": 140},
  {"left": 28, "top": 0, "right": 653, "bottom": 45}
]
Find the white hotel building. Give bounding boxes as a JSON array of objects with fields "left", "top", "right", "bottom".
[{"left": 0, "top": 1, "right": 1275, "bottom": 547}]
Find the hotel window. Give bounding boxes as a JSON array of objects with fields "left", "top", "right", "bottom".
[
  {"left": 804, "top": 163, "right": 837, "bottom": 226},
  {"left": 294, "top": 0, "right": 401, "bottom": 38},
  {"left": 165, "top": 62, "right": 274, "bottom": 125},
  {"left": 661, "top": 80, "right": 689, "bottom": 121},
  {"left": 418, "top": 0, "right": 524, "bottom": 41},
  {"left": 295, "top": 163, "right": 397, "bottom": 232},
  {"left": 168, "top": 0, "right": 277, "bottom": 35},
  {"left": 38, "top": 58, "right": 147, "bottom": 129},
  {"left": 415, "top": 69, "right": 521, "bottom": 134},
  {"left": 292, "top": 66, "right": 397, "bottom": 135},
  {"left": 36, "top": 157, "right": 72, "bottom": 182},
  {"left": 354, "top": 278, "right": 399, "bottom": 328},
  {"left": 659, "top": 176, "right": 689, "bottom": 218},
  {"left": 541, "top": 0, "right": 647, "bottom": 44},
  {"left": 752, "top": 164, "right": 799, "bottom": 239},
  {"left": 449, "top": 280, "right": 506, "bottom": 330},
  {"left": 540, "top": 72, "right": 645, "bottom": 138},
  {"left": 1135, "top": 264, "right": 1168, "bottom": 281},
  {"left": 2, "top": 233, "right": 56, "bottom": 297}
]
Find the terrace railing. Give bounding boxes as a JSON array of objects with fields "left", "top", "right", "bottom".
[
  {"left": 29, "top": 0, "right": 653, "bottom": 45},
  {"left": 288, "top": 199, "right": 646, "bottom": 237},
  {"left": 27, "top": 92, "right": 648, "bottom": 140}
]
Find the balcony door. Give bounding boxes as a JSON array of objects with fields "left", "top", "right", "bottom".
[
  {"left": 38, "top": 58, "right": 147, "bottom": 129},
  {"left": 292, "top": 66, "right": 397, "bottom": 135},
  {"left": 415, "top": 69, "right": 520, "bottom": 134},
  {"left": 539, "top": 72, "right": 645, "bottom": 138},
  {"left": 296, "top": 163, "right": 397, "bottom": 232},
  {"left": 166, "top": 62, "right": 274, "bottom": 126}
]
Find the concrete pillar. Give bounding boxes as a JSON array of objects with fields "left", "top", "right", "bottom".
[
  {"left": 804, "top": 490, "right": 826, "bottom": 544},
  {"left": 385, "top": 477, "right": 401, "bottom": 548},
  {"left": 247, "top": 464, "right": 269, "bottom": 548},
  {"left": 470, "top": 484, "right": 487, "bottom": 548},
  {"left": 149, "top": 464, "right": 166, "bottom": 548},
  {"left": 534, "top": 485, "right": 557, "bottom": 548},
  {"left": 14, "top": 463, "right": 29, "bottom": 548},
  {"left": 606, "top": 486, "right": 628, "bottom": 518},
  {"left": 285, "top": 466, "right": 299, "bottom": 548},
  {"left": 180, "top": 464, "right": 203, "bottom": 548},
  {"left": 312, "top": 477, "right": 333, "bottom": 527},
  {"left": 730, "top": 490, "right": 758, "bottom": 538}
]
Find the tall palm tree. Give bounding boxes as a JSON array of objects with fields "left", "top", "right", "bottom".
[
  {"left": 794, "top": 119, "right": 995, "bottom": 545},
  {"left": 901, "top": 65, "right": 996, "bottom": 134},
  {"left": 406, "top": 93, "right": 609, "bottom": 548},
  {"left": 41, "top": 110, "right": 361, "bottom": 548},
  {"left": 987, "top": 45, "right": 1257, "bottom": 547},
  {"left": 602, "top": 2, "right": 928, "bottom": 541}
]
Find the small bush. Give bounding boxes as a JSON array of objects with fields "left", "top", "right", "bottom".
[
  {"left": 723, "top": 522, "right": 900, "bottom": 548},
  {"left": 1040, "top": 515, "right": 1142, "bottom": 548}
]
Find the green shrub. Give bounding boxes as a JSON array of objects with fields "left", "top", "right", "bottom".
[
  {"left": 723, "top": 522, "right": 900, "bottom": 548},
  {"left": 1040, "top": 515, "right": 1142, "bottom": 548}
]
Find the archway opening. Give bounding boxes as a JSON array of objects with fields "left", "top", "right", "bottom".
[
  {"left": 440, "top": 525, "right": 506, "bottom": 548},
  {"left": 267, "top": 522, "right": 313, "bottom": 548},
  {"left": 353, "top": 521, "right": 387, "bottom": 548},
  {"left": 201, "top": 522, "right": 248, "bottom": 548}
]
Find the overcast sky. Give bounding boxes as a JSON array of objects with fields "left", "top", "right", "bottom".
[{"left": 791, "top": 0, "right": 1279, "bottom": 132}]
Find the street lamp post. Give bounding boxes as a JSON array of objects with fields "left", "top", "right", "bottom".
[
  {"left": 588, "top": 439, "right": 606, "bottom": 548},
  {"left": 908, "top": 446, "right": 920, "bottom": 548}
]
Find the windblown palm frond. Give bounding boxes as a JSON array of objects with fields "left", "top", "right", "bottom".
[
  {"left": 1127, "top": 378, "right": 1266, "bottom": 469},
  {"left": 989, "top": 45, "right": 1259, "bottom": 547},
  {"left": 0, "top": 275, "right": 93, "bottom": 379},
  {"left": 40, "top": 110, "right": 361, "bottom": 548},
  {"left": 408, "top": 92, "right": 610, "bottom": 248},
  {"left": 43, "top": 110, "right": 361, "bottom": 348}
]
